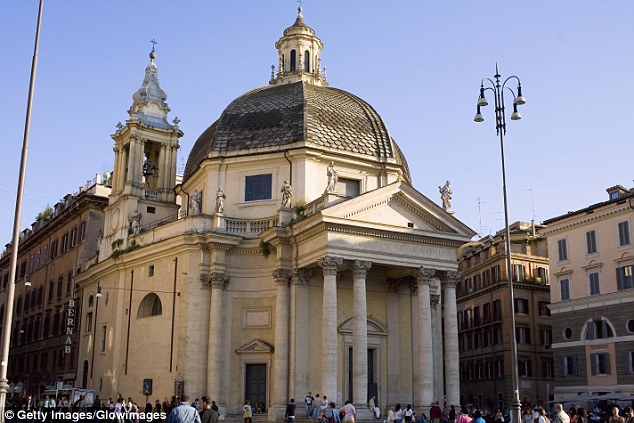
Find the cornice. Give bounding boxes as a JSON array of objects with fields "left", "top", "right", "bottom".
[
  {"left": 541, "top": 203, "right": 633, "bottom": 236},
  {"left": 323, "top": 223, "right": 464, "bottom": 249},
  {"left": 549, "top": 288, "right": 634, "bottom": 314}
]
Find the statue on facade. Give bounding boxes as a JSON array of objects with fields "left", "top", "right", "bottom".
[
  {"left": 326, "top": 161, "right": 338, "bottom": 192},
  {"left": 215, "top": 188, "right": 226, "bottom": 214},
  {"left": 190, "top": 190, "right": 202, "bottom": 215},
  {"left": 438, "top": 180, "right": 454, "bottom": 214},
  {"left": 281, "top": 181, "right": 293, "bottom": 208},
  {"left": 130, "top": 210, "right": 142, "bottom": 234}
]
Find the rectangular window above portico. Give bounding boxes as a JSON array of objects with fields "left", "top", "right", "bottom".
[{"left": 245, "top": 174, "right": 272, "bottom": 201}]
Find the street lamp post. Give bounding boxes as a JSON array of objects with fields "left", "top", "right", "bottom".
[{"left": 474, "top": 64, "right": 525, "bottom": 423}]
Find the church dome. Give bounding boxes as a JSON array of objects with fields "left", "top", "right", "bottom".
[{"left": 184, "top": 81, "right": 411, "bottom": 182}]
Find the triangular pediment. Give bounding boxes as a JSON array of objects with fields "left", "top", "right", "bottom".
[
  {"left": 235, "top": 338, "right": 274, "bottom": 354},
  {"left": 321, "top": 181, "right": 475, "bottom": 238}
]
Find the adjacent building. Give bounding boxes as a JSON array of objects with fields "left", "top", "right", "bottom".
[
  {"left": 75, "top": 8, "right": 476, "bottom": 420},
  {"left": 457, "top": 221, "right": 552, "bottom": 410},
  {"left": 542, "top": 185, "right": 634, "bottom": 403},
  {"left": 0, "top": 177, "right": 110, "bottom": 396}
]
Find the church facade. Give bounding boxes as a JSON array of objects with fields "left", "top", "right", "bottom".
[{"left": 76, "top": 9, "right": 475, "bottom": 419}]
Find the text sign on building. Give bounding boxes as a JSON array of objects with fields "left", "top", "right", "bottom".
[{"left": 65, "top": 299, "right": 75, "bottom": 354}]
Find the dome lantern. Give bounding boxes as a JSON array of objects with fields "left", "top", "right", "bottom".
[{"left": 270, "top": 7, "right": 327, "bottom": 87}]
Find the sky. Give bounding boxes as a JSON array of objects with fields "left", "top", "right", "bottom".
[{"left": 2, "top": 1, "right": 633, "bottom": 246}]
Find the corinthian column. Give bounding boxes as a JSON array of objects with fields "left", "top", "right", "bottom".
[
  {"left": 417, "top": 267, "right": 434, "bottom": 411},
  {"left": 352, "top": 260, "right": 372, "bottom": 407},
  {"left": 317, "top": 255, "right": 342, "bottom": 400},
  {"left": 443, "top": 271, "right": 460, "bottom": 408},
  {"left": 207, "top": 272, "right": 229, "bottom": 415},
  {"left": 271, "top": 269, "right": 291, "bottom": 421}
]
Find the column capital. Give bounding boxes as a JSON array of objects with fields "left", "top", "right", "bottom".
[
  {"left": 352, "top": 260, "right": 372, "bottom": 278},
  {"left": 273, "top": 268, "right": 291, "bottom": 286},
  {"left": 210, "top": 272, "right": 229, "bottom": 289},
  {"left": 318, "top": 255, "right": 343, "bottom": 276},
  {"left": 386, "top": 278, "right": 400, "bottom": 293},
  {"left": 417, "top": 267, "right": 435, "bottom": 285},
  {"left": 291, "top": 268, "right": 312, "bottom": 286},
  {"left": 443, "top": 270, "right": 460, "bottom": 287}
]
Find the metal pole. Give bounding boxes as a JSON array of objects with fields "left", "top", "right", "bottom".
[{"left": 0, "top": 0, "right": 44, "bottom": 419}]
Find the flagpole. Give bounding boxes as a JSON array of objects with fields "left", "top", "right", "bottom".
[{"left": 0, "top": 0, "right": 45, "bottom": 419}]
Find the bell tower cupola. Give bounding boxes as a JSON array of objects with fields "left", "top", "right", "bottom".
[
  {"left": 101, "top": 46, "right": 182, "bottom": 260},
  {"left": 270, "top": 7, "right": 327, "bottom": 87}
]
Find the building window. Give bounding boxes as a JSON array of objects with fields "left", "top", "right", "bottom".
[
  {"left": 35, "top": 250, "right": 41, "bottom": 269},
  {"left": 483, "top": 330, "right": 492, "bottom": 347},
  {"left": 628, "top": 351, "right": 634, "bottom": 373},
  {"left": 245, "top": 174, "right": 272, "bottom": 201},
  {"left": 514, "top": 298, "right": 529, "bottom": 314},
  {"left": 147, "top": 206, "right": 156, "bottom": 214},
  {"left": 538, "top": 301, "right": 551, "bottom": 316},
  {"left": 513, "top": 264, "right": 525, "bottom": 282},
  {"left": 560, "top": 278, "right": 571, "bottom": 301},
  {"left": 50, "top": 239, "right": 58, "bottom": 259},
  {"left": 492, "top": 299, "right": 502, "bottom": 321},
  {"left": 542, "top": 358, "right": 554, "bottom": 378},
  {"left": 474, "top": 274, "right": 482, "bottom": 290},
  {"left": 495, "top": 357, "right": 504, "bottom": 378},
  {"left": 137, "top": 293, "right": 163, "bottom": 318},
  {"left": 536, "top": 267, "right": 549, "bottom": 284},
  {"left": 57, "top": 275, "right": 63, "bottom": 298},
  {"left": 493, "top": 326, "right": 503, "bottom": 345},
  {"left": 560, "top": 355, "right": 577, "bottom": 376},
  {"left": 483, "top": 303, "right": 491, "bottom": 323},
  {"left": 79, "top": 222, "right": 86, "bottom": 242},
  {"left": 616, "top": 264, "right": 634, "bottom": 290},
  {"left": 590, "top": 352, "right": 610, "bottom": 375},
  {"left": 588, "top": 272, "right": 600, "bottom": 295},
  {"left": 491, "top": 265, "right": 500, "bottom": 283},
  {"left": 618, "top": 221, "right": 631, "bottom": 246},
  {"left": 586, "top": 230, "right": 598, "bottom": 254},
  {"left": 540, "top": 327, "right": 552, "bottom": 347},
  {"left": 100, "top": 325, "right": 107, "bottom": 352},
  {"left": 61, "top": 232, "right": 69, "bottom": 253},
  {"left": 585, "top": 318, "right": 614, "bottom": 340},
  {"left": 473, "top": 306, "right": 481, "bottom": 326},
  {"left": 290, "top": 49, "right": 296, "bottom": 71},
  {"left": 85, "top": 312, "right": 93, "bottom": 332},
  {"left": 627, "top": 319, "right": 634, "bottom": 334},
  {"left": 70, "top": 226, "right": 78, "bottom": 248},
  {"left": 149, "top": 265, "right": 155, "bottom": 277},
  {"left": 557, "top": 238, "right": 568, "bottom": 261},
  {"left": 518, "top": 358, "right": 532, "bottom": 377},
  {"left": 304, "top": 50, "right": 310, "bottom": 72},
  {"left": 482, "top": 269, "right": 491, "bottom": 286},
  {"left": 516, "top": 326, "right": 531, "bottom": 344}
]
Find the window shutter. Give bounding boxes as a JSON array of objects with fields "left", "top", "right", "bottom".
[
  {"left": 590, "top": 354, "right": 597, "bottom": 375},
  {"left": 572, "top": 355, "right": 578, "bottom": 375},
  {"left": 559, "top": 357, "right": 566, "bottom": 376},
  {"left": 616, "top": 267, "right": 624, "bottom": 290},
  {"left": 605, "top": 354, "right": 611, "bottom": 375}
]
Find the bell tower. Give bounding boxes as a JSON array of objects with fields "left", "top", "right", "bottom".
[
  {"left": 101, "top": 47, "right": 182, "bottom": 260},
  {"left": 270, "top": 7, "right": 327, "bottom": 87}
]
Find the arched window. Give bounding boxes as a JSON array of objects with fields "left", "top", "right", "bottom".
[
  {"left": 137, "top": 293, "right": 162, "bottom": 318},
  {"left": 585, "top": 317, "right": 615, "bottom": 340},
  {"left": 88, "top": 295, "right": 94, "bottom": 307},
  {"left": 304, "top": 50, "right": 310, "bottom": 71},
  {"left": 82, "top": 360, "right": 89, "bottom": 388},
  {"left": 290, "top": 50, "right": 296, "bottom": 71}
]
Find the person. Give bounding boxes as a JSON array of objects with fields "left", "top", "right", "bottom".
[
  {"left": 168, "top": 394, "right": 201, "bottom": 423},
  {"left": 388, "top": 405, "right": 396, "bottom": 423},
  {"left": 569, "top": 408, "right": 578, "bottom": 423},
  {"left": 535, "top": 407, "right": 550, "bottom": 423},
  {"left": 211, "top": 401, "right": 219, "bottom": 413},
  {"left": 609, "top": 407, "right": 625, "bottom": 423},
  {"left": 395, "top": 404, "right": 403, "bottom": 423},
  {"left": 243, "top": 400, "right": 253, "bottom": 423},
  {"left": 405, "top": 405, "right": 414, "bottom": 423},
  {"left": 326, "top": 161, "right": 338, "bottom": 192},
  {"left": 200, "top": 396, "right": 219, "bottom": 423},
  {"left": 456, "top": 407, "right": 472, "bottom": 423},
  {"left": 449, "top": 406, "right": 456, "bottom": 423},
  {"left": 623, "top": 407, "right": 633, "bottom": 423},
  {"left": 523, "top": 408, "right": 534, "bottom": 423},
  {"left": 215, "top": 188, "right": 226, "bottom": 214},
  {"left": 281, "top": 181, "right": 293, "bottom": 208},
  {"left": 576, "top": 408, "right": 588, "bottom": 423},
  {"left": 322, "top": 401, "right": 341, "bottom": 423},
  {"left": 305, "top": 392, "right": 314, "bottom": 418},
  {"left": 555, "top": 404, "right": 570, "bottom": 423},
  {"left": 163, "top": 397, "right": 171, "bottom": 416},
  {"left": 438, "top": 181, "right": 453, "bottom": 212},
  {"left": 342, "top": 400, "right": 356, "bottom": 423},
  {"left": 473, "top": 410, "right": 485, "bottom": 423},
  {"left": 431, "top": 402, "right": 443, "bottom": 423},
  {"left": 286, "top": 398, "right": 297, "bottom": 423},
  {"left": 155, "top": 399, "right": 162, "bottom": 413},
  {"left": 369, "top": 396, "right": 380, "bottom": 419}
]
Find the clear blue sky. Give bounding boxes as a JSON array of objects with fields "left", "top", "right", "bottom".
[{"left": 2, "top": 1, "right": 633, "bottom": 246}]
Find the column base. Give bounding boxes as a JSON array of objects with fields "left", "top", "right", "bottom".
[
  {"left": 269, "top": 405, "right": 288, "bottom": 422},
  {"left": 355, "top": 407, "right": 377, "bottom": 421}
]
